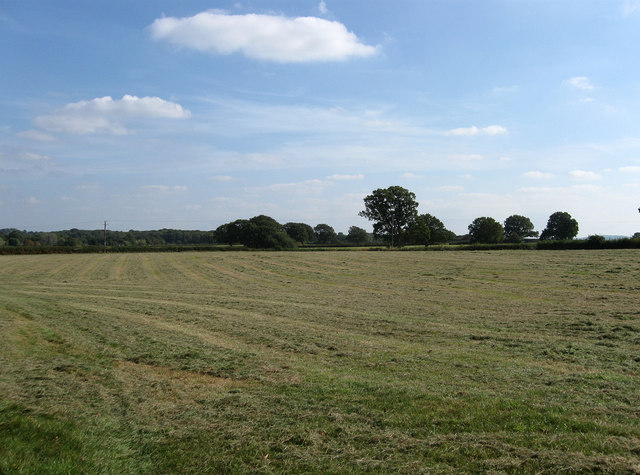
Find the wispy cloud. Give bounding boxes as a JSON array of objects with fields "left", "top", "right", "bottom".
[
  {"left": 450, "top": 153, "right": 483, "bottom": 161},
  {"left": 623, "top": 0, "right": 640, "bottom": 16},
  {"left": 140, "top": 185, "right": 188, "bottom": 193},
  {"left": 620, "top": 166, "right": 640, "bottom": 173},
  {"left": 434, "top": 185, "right": 464, "bottom": 192},
  {"left": 326, "top": 174, "right": 364, "bottom": 181},
  {"left": 211, "top": 175, "right": 235, "bottom": 182},
  {"left": 565, "top": 76, "right": 595, "bottom": 91},
  {"left": 445, "top": 125, "right": 507, "bottom": 136},
  {"left": 15, "top": 130, "right": 56, "bottom": 142},
  {"left": 570, "top": 170, "right": 602, "bottom": 181},
  {"left": 34, "top": 95, "right": 190, "bottom": 135},
  {"left": 523, "top": 171, "right": 554, "bottom": 179},
  {"left": 150, "top": 11, "right": 378, "bottom": 63},
  {"left": 263, "top": 179, "right": 330, "bottom": 193}
]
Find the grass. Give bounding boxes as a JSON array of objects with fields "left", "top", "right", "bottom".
[{"left": 1, "top": 250, "right": 639, "bottom": 473}]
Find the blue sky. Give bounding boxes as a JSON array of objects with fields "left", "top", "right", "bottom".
[{"left": 2, "top": 1, "right": 640, "bottom": 236}]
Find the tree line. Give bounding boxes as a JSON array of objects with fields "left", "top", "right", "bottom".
[
  {"left": 358, "top": 186, "right": 586, "bottom": 246},
  {"left": 2, "top": 185, "right": 638, "bottom": 252}
]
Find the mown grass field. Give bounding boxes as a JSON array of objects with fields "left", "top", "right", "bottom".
[{"left": 1, "top": 250, "right": 639, "bottom": 473}]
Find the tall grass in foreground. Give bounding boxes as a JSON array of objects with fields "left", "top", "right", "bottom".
[{"left": 1, "top": 250, "right": 639, "bottom": 473}]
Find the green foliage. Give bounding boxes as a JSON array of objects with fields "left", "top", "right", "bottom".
[
  {"left": 216, "top": 216, "right": 296, "bottom": 249},
  {"left": 504, "top": 214, "right": 538, "bottom": 243},
  {"left": 407, "top": 213, "right": 456, "bottom": 245},
  {"left": 468, "top": 217, "right": 504, "bottom": 243},
  {"left": 359, "top": 186, "right": 419, "bottom": 247},
  {"left": 345, "top": 226, "right": 370, "bottom": 245},
  {"left": 404, "top": 216, "right": 431, "bottom": 245},
  {"left": 540, "top": 211, "right": 579, "bottom": 240},
  {"left": 313, "top": 223, "right": 338, "bottom": 244},
  {"left": 284, "top": 222, "right": 315, "bottom": 244}
]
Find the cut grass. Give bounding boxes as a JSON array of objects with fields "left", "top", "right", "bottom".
[{"left": 1, "top": 250, "right": 639, "bottom": 473}]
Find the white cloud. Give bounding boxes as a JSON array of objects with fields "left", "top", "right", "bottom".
[
  {"left": 445, "top": 125, "right": 507, "bottom": 136},
  {"left": 150, "top": 11, "right": 378, "bottom": 63},
  {"left": 326, "top": 174, "right": 364, "bottom": 180},
  {"left": 620, "top": 166, "right": 640, "bottom": 173},
  {"left": 263, "top": 179, "right": 330, "bottom": 194},
  {"left": 523, "top": 171, "right": 554, "bottom": 179},
  {"left": 140, "top": 185, "right": 188, "bottom": 192},
  {"left": 34, "top": 95, "right": 191, "bottom": 135},
  {"left": 402, "top": 172, "right": 421, "bottom": 179},
  {"left": 565, "top": 76, "right": 595, "bottom": 91},
  {"left": 211, "top": 175, "right": 235, "bottom": 182},
  {"left": 318, "top": 1, "right": 329, "bottom": 15},
  {"left": 570, "top": 170, "right": 602, "bottom": 181},
  {"left": 483, "top": 125, "right": 508, "bottom": 135},
  {"left": 16, "top": 130, "right": 56, "bottom": 142}
]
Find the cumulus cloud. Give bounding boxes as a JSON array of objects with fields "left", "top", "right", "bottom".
[
  {"left": 565, "top": 76, "right": 595, "bottom": 91},
  {"left": 34, "top": 95, "right": 191, "bottom": 135},
  {"left": 523, "top": 171, "right": 554, "bottom": 179},
  {"left": 150, "top": 11, "right": 378, "bottom": 62},
  {"left": 570, "top": 170, "right": 602, "bottom": 181},
  {"left": 445, "top": 125, "right": 507, "bottom": 136}
]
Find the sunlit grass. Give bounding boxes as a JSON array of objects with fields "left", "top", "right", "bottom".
[{"left": 1, "top": 250, "right": 639, "bottom": 473}]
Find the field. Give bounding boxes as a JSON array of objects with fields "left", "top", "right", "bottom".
[{"left": 1, "top": 250, "right": 639, "bottom": 473}]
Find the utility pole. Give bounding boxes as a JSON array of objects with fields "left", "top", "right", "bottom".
[{"left": 103, "top": 221, "right": 107, "bottom": 253}]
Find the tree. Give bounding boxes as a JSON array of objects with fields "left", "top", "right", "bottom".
[
  {"left": 215, "top": 216, "right": 296, "bottom": 249},
  {"left": 468, "top": 217, "right": 504, "bottom": 243},
  {"left": 284, "top": 222, "right": 315, "bottom": 244},
  {"left": 346, "top": 226, "right": 369, "bottom": 245},
  {"left": 421, "top": 214, "right": 456, "bottom": 244},
  {"left": 539, "top": 211, "right": 579, "bottom": 240},
  {"left": 503, "top": 214, "right": 538, "bottom": 243},
  {"left": 359, "top": 186, "right": 419, "bottom": 247},
  {"left": 404, "top": 217, "right": 431, "bottom": 246},
  {"left": 314, "top": 224, "right": 338, "bottom": 244},
  {"left": 7, "top": 230, "right": 25, "bottom": 246}
]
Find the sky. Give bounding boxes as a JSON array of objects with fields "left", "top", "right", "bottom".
[{"left": 2, "top": 1, "right": 640, "bottom": 236}]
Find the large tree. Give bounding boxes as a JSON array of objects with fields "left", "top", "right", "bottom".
[
  {"left": 284, "top": 222, "right": 315, "bottom": 244},
  {"left": 346, "top": 226, "right": 370, "bottom": 245},
  {"left": 468, "top": 217, "right": 504, "bottom": 244},
  {"left": 418, "top": 213, "right": 456, "bottom": 245},
  {"left": 215, "top": 215, "right": 296, "bottom": 249},
  {"left": 314, "top": 224, "right": 338, "bottom": 244},
  {"left": 540, "top": 211, "right": 579, "bottom": 240},
  {"left": 359, "top": 186, "right": 419, "bottom": 247},
  {"left": 504, "top": 214, "right": 538, "bottom": 243}
]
